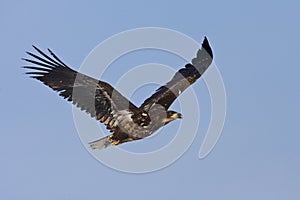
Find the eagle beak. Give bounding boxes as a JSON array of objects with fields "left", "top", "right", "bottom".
[
  {"left": 176, "top": 113, "right": 182, "bottom": 119},
  {"left": 171, "top": 112, "right": 182, "bottom": 120}
]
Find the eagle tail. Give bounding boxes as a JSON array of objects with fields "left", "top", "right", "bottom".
[{"left": 89, "top": 134, "right": 113, "bottom": 150}]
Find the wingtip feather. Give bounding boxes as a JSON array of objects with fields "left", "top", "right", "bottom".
[
  {"left": 32, "top": 45, "right": 39, "bottom": 51},
  {"left": 202, "top": 36, "right": 213, "bottom": 59}
]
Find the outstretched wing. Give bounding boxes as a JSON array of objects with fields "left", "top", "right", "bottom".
[
  {"left": 140, "top": 37, "right": 213, "bottom": 111},
  {"left": 23, "top": 46, "right": 138, "bottom": 131}
]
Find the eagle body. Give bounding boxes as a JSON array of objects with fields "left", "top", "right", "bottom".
[{"left": 23, "top": 37, "right": 213, "bottom": 149}]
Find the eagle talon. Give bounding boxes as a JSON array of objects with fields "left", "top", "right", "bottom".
[{"left": 111, "top": 140, "right": 121, "bottom": 146}]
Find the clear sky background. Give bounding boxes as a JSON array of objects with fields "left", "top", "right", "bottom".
[{"left": 1, "top": 0, "right": 300, "bottom": 199}]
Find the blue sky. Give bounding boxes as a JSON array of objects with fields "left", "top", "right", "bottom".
[{"left": 1, "top": 0, "right": 300, "bottom": 199}]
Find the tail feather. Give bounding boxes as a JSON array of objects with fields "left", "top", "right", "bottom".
[{"left": 89, "top": 135, "right": 112, "bottom": 150}]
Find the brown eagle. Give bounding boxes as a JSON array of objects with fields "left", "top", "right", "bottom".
[{"left": 23, "top": 37, "right": 213, "bottom": 149}]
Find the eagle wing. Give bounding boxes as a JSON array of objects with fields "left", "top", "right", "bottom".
[
  {"left": 140, "top": 37, "right": 213, "bottom": 111},
  {"left": 23, "top": 46, "right": 138, "bottom": 132}
]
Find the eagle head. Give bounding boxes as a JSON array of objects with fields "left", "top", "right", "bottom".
[{"left": 163, "top": 110, "right": 182, "bottom": 125}]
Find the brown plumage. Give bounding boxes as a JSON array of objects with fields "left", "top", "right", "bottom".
[{"left": 23, "top": 37, "right": 213, "bottom": 149}]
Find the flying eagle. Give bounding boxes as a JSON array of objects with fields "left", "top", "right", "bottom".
[{"left": 23, "top": 37, "right": 213, "bottom": 150}]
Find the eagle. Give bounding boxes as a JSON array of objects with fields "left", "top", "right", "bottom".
[{"left": 23, "top": 37, "right": 213, "bottom": 150}]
